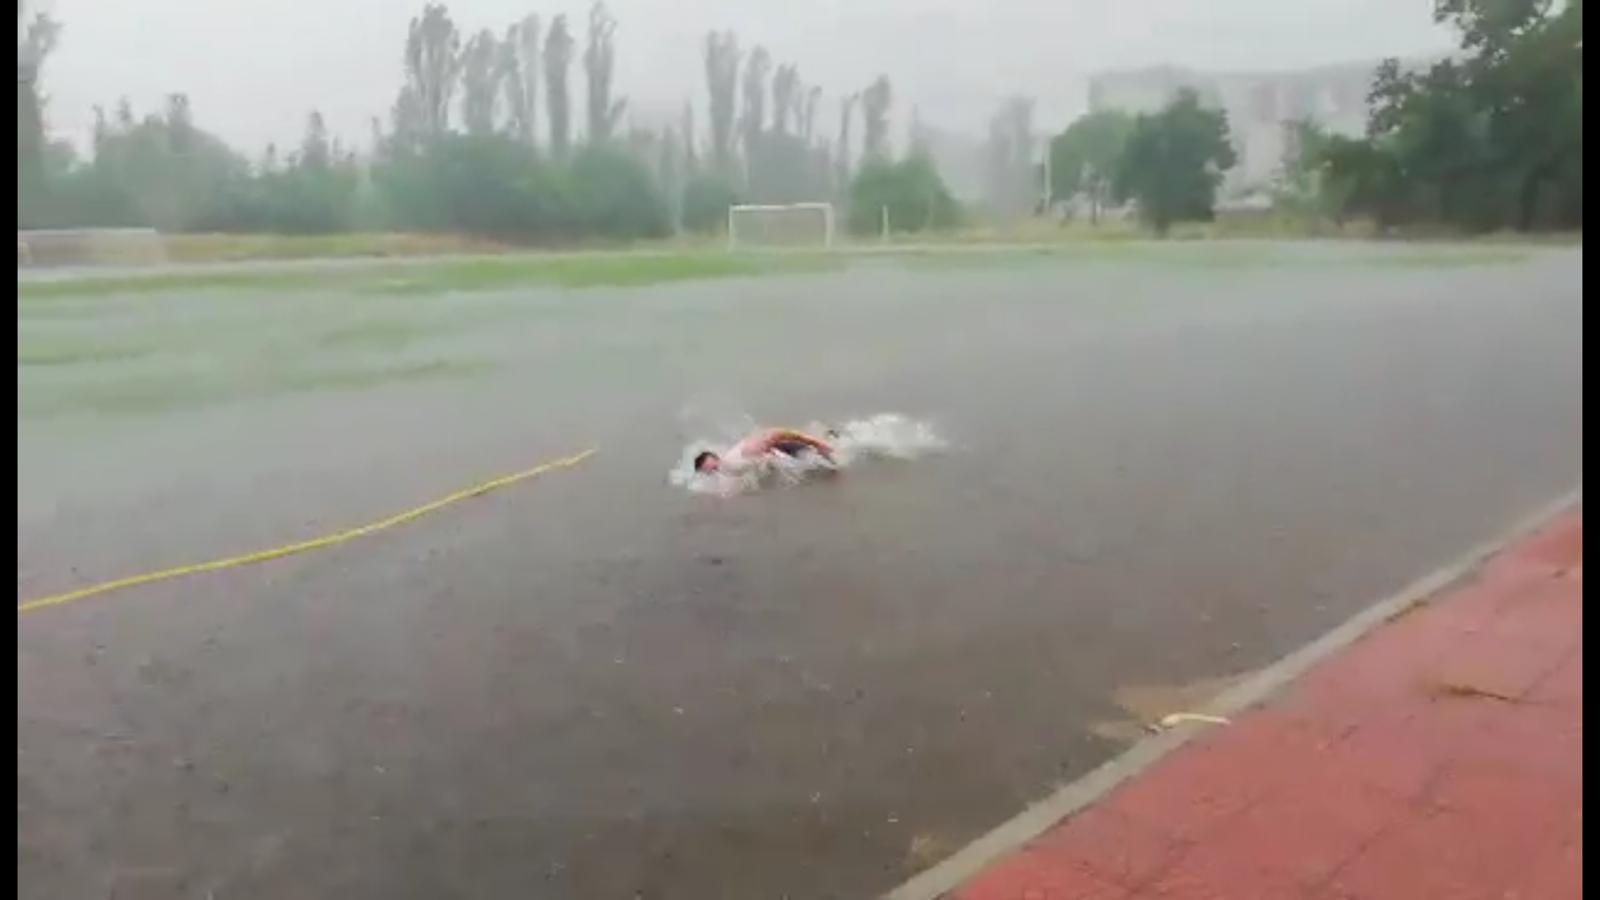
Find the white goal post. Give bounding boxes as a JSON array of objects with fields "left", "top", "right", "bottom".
[
  {"left": 727, "top": 202, "right": 835, "bottom": 250},
  {"left": 17, "top": 228, "right": 167, "bottom": 268}
]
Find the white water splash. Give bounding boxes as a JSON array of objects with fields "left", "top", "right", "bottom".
[{"left": 669, "top": 412, "right": 947, "bottom": 496}]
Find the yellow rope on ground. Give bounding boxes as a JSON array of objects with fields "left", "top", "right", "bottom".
[{"left": 17, "top": 447, "right": 598, "bottom": 616}]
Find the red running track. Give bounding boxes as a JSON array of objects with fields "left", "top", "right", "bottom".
[{"left": 953, "top": 510, "right": 1582, "bottom": 900}]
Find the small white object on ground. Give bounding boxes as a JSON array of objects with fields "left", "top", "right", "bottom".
[{"left": 1157, "top": 712, "right": 1231, "bottom": 729}]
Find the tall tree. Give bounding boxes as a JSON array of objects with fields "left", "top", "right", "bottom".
[
  {"left": 1113, "top": 88, "right": 1236, "bottom": 235},
  {"left": 459, "top": 29, "right": 502, "bottom": 137},
  {"left": 501, "top": 15, "right": 540, "bottom": 147},
  {"left": 772, "top": 63, "right": 799, "bottom": 136},
  {"left": 1270, "top": 118, "right": 1346, "bottom": 223},
  {"left": 17, "top": 5, "right": 60, "bottom": 177},
  {"left": 80, "top": 96, "right": 252, "bottom": 232},
  {"left": 16, "top": 2, "right": 59, "bottom": 226},
  {"left": 165, "top": 93, "right": 194, "bottom": 153},
  {"left": 1048, "top": 108, "right": 1133, "bottom": 223},
  {"left": 583, "top": 1, "right": 625, "bottom": 144},
  {"left": 91, "top": 105, "right": 110, "bottom": 158},
  {"left": 366, "top": 117, "right": 386, "bottom": 166},
  {"left": 301, "top": 110, "right": 331, "bottom": 171},
  {"left": 404, "top": 3, "right": 462, "bottom": 137},
  {"left": 1318, "top": 0, "right": 1580, "bottom": 231},
  {"left": 702, "top": 30, "right": 740, "bottom": 172},
  {"left": 388, "top": 86, "right": 427, "bottom": 155},
  {"left": 860, "top": 75, "right": 892, "bottom": 160},
  {"left": 544, "top": 14, "right": 575, "bottom": 157},
  {"left": 746, "top": 63, "right": 824, "bottom": 203},
  {"left": 1433, "top": 0, "right": 1580, "bottom": 228},
  {"left": 799, "top": 86, "right": 821, "bottom": 144},
  {"left": 739, "top": 46, "right": 771, "bottom": 163},
  {"left": 1318, "top": 131, "right": 1404, "bottom": 226},
  {"left": 681, "top": 100, "right": 698, "bottom": 170},
  {"left": 498, "top": 24, "right": 525, "bottom": 140}
]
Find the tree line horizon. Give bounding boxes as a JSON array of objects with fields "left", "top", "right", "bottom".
[{"left": 16, "top": 0, "right": 1581, "bottom": 242}]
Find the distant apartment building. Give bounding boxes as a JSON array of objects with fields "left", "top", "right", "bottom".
[{"left": 1086, "top": 61, "right": 1393, "bottom": 197}]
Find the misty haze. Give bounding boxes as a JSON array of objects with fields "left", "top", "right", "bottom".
[{"left": 17, "top": 1, "right": 1582, "bottom": 899}]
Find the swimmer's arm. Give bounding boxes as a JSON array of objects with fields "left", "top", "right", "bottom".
[{"left": 770, "top": 429, "right": 836, "bottom": 461}]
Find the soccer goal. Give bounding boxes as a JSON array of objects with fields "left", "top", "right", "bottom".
[
  {"left": 727, "top": 202, "right": 835, "bottom": 250},
  {"left": 17, "top": 228, "right": 167, "bottom": 268}
]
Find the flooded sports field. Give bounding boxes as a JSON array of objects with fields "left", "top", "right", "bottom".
[{"left": 18, "top": 244, "right": 1583, "bottom": 898}]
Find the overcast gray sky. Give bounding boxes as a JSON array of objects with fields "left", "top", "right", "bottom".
[{"left": 36, "top": 0, "right": 1457, "bottom": 156}]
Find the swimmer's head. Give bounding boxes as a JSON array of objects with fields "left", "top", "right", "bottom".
[{"left": 693, "top": 450, "right": 721, "bottom": 473}]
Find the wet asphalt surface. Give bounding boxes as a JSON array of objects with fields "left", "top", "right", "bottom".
[{"left": 17, "top": 245, "right": 1583, "bottom": 899}]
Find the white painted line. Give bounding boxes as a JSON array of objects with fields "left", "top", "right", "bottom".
[{"left": 884, "top": 485, "right": 1582, "bottom": 900}]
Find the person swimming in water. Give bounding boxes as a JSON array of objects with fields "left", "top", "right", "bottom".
[{"left": 693, "top": 427, "right": 838, "bottom": 474}]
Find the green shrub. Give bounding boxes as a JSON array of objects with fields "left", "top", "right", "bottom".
[{"left": 846, "top": 154, "right": 961, "bottom": 236}]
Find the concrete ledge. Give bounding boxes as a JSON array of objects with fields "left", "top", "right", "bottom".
[{"left": 883, "top": 485, "right": 1583, "bottom": 900}]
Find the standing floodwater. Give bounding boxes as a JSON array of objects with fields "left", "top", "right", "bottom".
[{"left": 17, "top": 247, "right": 1584, "bottom": 900}]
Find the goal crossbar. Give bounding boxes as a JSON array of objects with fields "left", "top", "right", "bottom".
[
  {"left": 727, "top": 202, "right": 835, "bottom": 250},
  {"left": 17, "top": 227, "right": 167, "bottom": 268}
]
